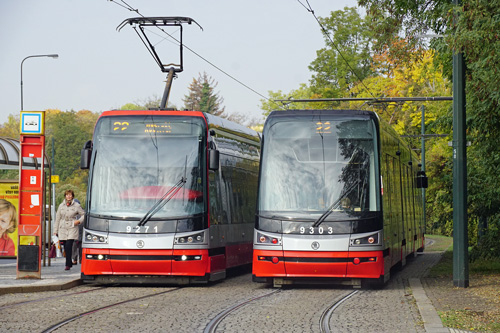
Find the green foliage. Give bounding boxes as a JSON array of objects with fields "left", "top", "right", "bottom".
[
  {"left": 308, "top": 7, "right": 375, "bottom": 97},
  {"left": 48, "top": 110, "right": 99, "bottom": 182},
  {"left": 120, "top": 103, "right": 143, "bottom": 110},
  {"left": 358, "top": 0, "right": 452, "bottom": 61},
  {"left": 120, "top": 95, "right": 169, "bottom": 110},
  {"left": 470, "top": 217, "right": 500, "bottom": 262},
  {"left": 0, "top": 114, "right": 21, "bottom": 139},
  {"left": 259, "top": 84, "right": 329, "bottom": 116},
  {"left": 0, "top": 170, "right": 18, "bottom": 180},
  {"left": 425, "top": 138, "right": 454, "bottom": 235},
  {"left": 355, "top": 0, "right": 500, "bottom": 255},
  {"left": 451, "top": 0, "right": 500, "bottom": 233}
]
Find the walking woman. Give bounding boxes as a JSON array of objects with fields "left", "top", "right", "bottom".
[{"left": 54, "top": 190, "right": 84, "bottom": 270}]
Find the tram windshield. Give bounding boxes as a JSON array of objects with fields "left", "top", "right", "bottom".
[
  {"left": 88, "top": 115, "right": 206, "bottom": 219},
  {"left": 258, "top": 114, "right": 379, "bottom": 220}
]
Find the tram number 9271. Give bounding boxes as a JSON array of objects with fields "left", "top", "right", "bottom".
[{"left": 125, "top": 225, "right": 159, "bottom": 233}]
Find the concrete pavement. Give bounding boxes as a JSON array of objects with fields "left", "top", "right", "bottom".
[{"left": 0, "top": 257, "right": 82, "bottom": 295}]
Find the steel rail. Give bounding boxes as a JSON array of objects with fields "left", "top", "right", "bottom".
[
  {"left": 319, "top": 290, "right": 359, "bottom": 333},
  {"left": 203, "top": 289, "right": 282, "bottom": 333},
  {"left": 41, "top": 287, "right": 182, "bottom": 333}
]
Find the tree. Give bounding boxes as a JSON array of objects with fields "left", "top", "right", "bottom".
[
  {"left": 260, "top": 7, "right": 375, "bottom": 115},
  {"left": 0, "top": 114, "right": 20, "bottom": 139},
  {"left": 358, "top": 0, "right": 500, "bottom": 257},
  {"left": 120, "top": 95, "right": 173, "bottom": 110},
  {"left": 308, "top": 7, "right": 375, "bottom": 98},
  {"left": 48, "top": 110, "right": 99, "bottom": 182},
  {"left": 358, "top": 0, "right": 451, "bottom": 61},
  {"left": 260, "top": 84, "right": 332, "bottom": 116},
  {"left": 349, "top": 47, "right": 451, "bottom": 137},
  {"left": 183, "top": 72, "right": 226, "bottom": 117},
  {"left": 120, "top": 103, "right": 143, "bottom": 110}
]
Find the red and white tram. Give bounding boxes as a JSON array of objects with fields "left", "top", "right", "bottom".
[
  {"left": 80, "top": 110, "right": 260, "bottom": 284},
  {"left": 252, "top": 109, "right": 426, "bottom": 288}
]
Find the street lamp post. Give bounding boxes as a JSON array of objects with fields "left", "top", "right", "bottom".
[{"left": 20, "top": 54, "right": 59, "bottom": 110}]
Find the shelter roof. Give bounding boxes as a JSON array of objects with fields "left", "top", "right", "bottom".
[{"left": 0, "top": 137, "right": 49, "bottom": 170}]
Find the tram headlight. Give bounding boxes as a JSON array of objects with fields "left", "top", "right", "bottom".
[
  {"left": 84, "top": 231, "right": 108, "bottom": 244},
  {"left": 256, "top": 232, "right": 281, "bottom": 245},
  {"left": 175, "top": 232, "right": 205, "bottom": 244},
  {"left": 350, "top": 233, "right": 379, "bottom": 246}
]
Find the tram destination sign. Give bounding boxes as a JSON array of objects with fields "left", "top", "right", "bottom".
[{"left": 103, "top": 116, "right": 203, "bottom": 136}]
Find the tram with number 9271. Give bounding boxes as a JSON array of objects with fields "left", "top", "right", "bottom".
[
  {"left": 80, "top": 110, "right": 260, "bottom": 284},
  {"left": 252, "top": 109, "right": 428, "bottom": 288}
]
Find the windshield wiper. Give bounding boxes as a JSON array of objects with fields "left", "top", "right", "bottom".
[
  {"left": 137, "top": 176, "right": 187, "bottom": 226},
  {"left": 312, "top": 180, "right": 360, "bottom": 228}
]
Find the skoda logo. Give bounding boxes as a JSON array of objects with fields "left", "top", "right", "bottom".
[
  {"left": 311, "top": 241, "right": 320, "bottom": 250},
  {"left": 136, "top": 240, "right": 145, "bottom": 249}
]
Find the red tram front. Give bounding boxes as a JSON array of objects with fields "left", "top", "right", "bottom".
[
  {"left": 80, "top": 110, "right": 260, "bottom": 284},
  {"left": 253, "top": 110, "right": 425, "bottom": 288}
]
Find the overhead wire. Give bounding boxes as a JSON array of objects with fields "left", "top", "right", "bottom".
[
  {"left": 297, "top": 0, "right": 378, "bottom": 100},
  {"left": 108, "top": 0, "right": 282, "bottom": 109}
]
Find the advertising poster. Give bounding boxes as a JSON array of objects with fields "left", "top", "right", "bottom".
[{"left": 0, "top": 181, "right": 19, "bottom": 257}]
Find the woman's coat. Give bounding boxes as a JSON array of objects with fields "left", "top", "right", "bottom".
[{"left": 54, "top": 200, "right": 85, "bottom": 241}]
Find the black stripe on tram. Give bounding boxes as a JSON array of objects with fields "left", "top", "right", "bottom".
[
  {"left": 257, "top": 257, "right": 378, "bottom": 264},
  {"left": 284, "top": 257, "right": 350, "bottom": 263},
  {"left": 108, "top": 255, "right": 174, "bottom": 261}
]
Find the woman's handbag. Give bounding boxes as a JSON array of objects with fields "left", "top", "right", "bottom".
[{"left": 49, "top": 243, "right": 57, "bottom": 258}]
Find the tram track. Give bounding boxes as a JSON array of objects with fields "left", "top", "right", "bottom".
[
  {"left": 40, "top": 287, "right": 183, "bottom": 333},
  {"left": 203, "top": 289, "right": 282, "bottom": 333},
  {"left": 319, "top": 290, "right": 359, "bottom": 333}
]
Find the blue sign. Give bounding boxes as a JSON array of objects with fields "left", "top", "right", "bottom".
[{"left": 20, "top": 112, "right": 44, "bottom": 135}]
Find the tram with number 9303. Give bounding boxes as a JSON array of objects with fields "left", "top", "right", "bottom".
[
  {"left": 252, "top": 109, "right": 427, "bottom": 288},
  {"left": 80, "top": 110, "right": 260, "bottom": 284}
]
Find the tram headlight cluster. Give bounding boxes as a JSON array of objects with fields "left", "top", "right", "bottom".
[
  {"left": 175, "top": 232, "right": 204, "bottom": 244},
  {"left": 256, "top": 232, "right": 281, "bottom": 245},
  {"left": 85, "top": 232, "right": 108, "bottom": 244},
  {"left": 86, "top": 254, "right": 108, "bottom": 260},
  {"left": 350, "top": 233, "right": 379, "bottom": 246}
]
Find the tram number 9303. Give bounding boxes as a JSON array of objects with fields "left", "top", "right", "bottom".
[
  {"left": 126, "top": 225, "right": 159, "bottom": 233},
  {"left": 299, "top": 226, "right": 334, "bottom": 235}
]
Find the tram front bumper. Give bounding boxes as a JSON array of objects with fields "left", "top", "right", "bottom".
[{"left": 253, "top": 249, "right": 384, "bottom": 279}]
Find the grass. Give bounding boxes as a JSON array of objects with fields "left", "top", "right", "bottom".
[
  {"left": 424, "top": 234, "right": 500, "bottom": 332},
  {"left": 439, "top": 309, "right": 500, "bottom": 332},
  {"left": 426, "top": 234, "right": 500, "bottom": 277},
  {"left": 425, "top": 234, "right": 454, "bottom": 252}
]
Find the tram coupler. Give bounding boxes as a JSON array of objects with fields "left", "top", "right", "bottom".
[{"left": 273, "top": 278, "right": 294, "bottom": 288}]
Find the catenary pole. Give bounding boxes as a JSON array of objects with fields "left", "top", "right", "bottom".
[{"left": 452, "top": 0, "right": 469, "bottom": 288}]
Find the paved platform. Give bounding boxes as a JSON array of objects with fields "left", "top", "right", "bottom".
[{"left": 0, "top": 257, "right": 82, "bottom": 295}]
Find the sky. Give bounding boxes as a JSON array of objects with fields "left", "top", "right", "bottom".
[{"left": 0, "top": 0, "right": 358, "bottom": 125}]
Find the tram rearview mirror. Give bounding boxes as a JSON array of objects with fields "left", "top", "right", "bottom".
[
  {"left": 209, "top": 149, "right": 219, "bottom": 171},
  {"left": 80, "top": 140, "right": 92, "bottom": 170}
]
